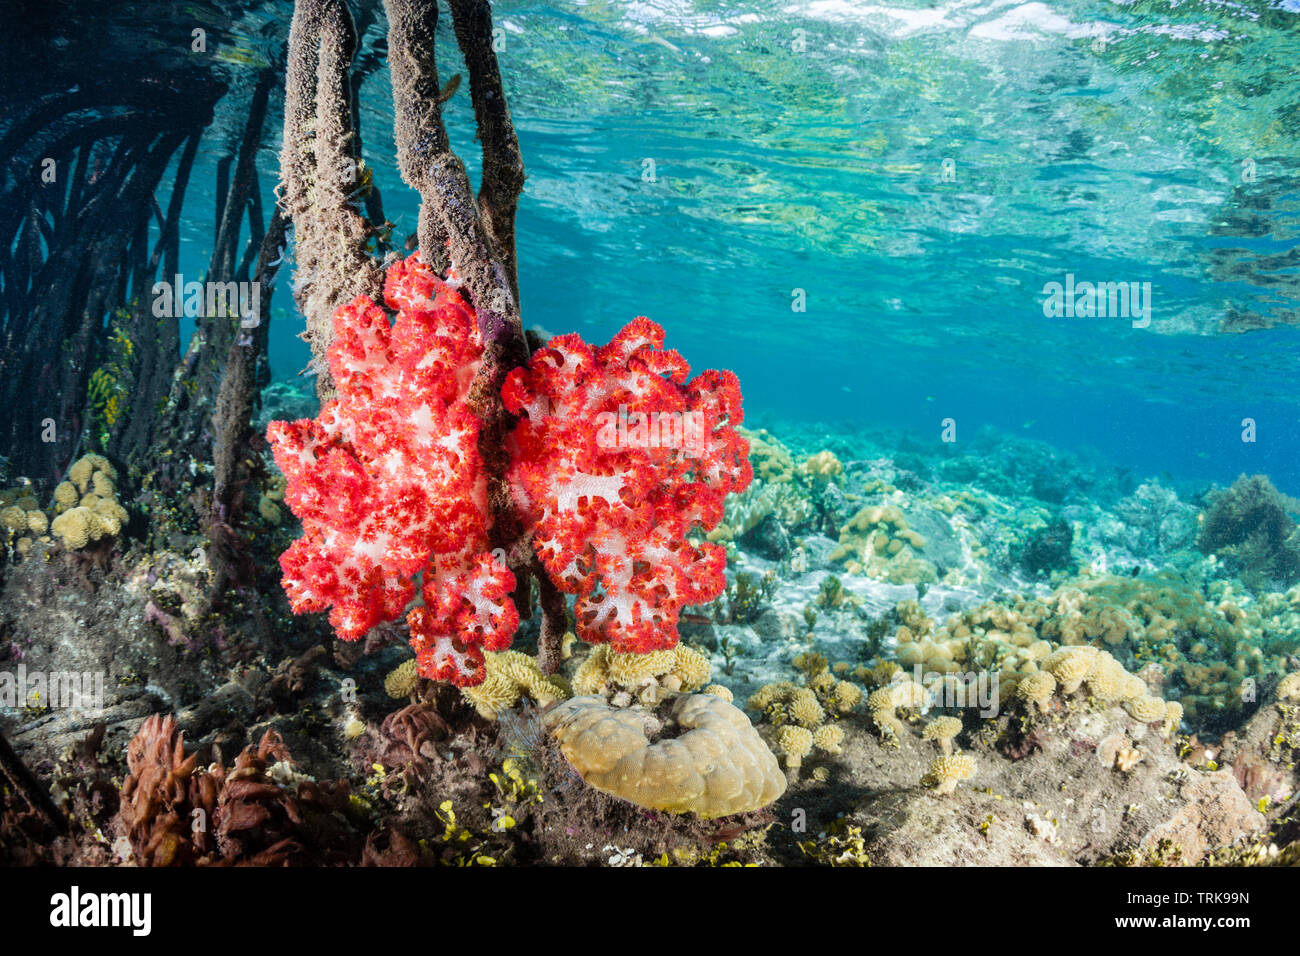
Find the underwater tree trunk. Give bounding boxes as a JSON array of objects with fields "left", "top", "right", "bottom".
[
  {"left": 0, "top": 71, "right": 223, "bottom": 483},
  {"left": 280, "top": 0, "right": 385, "bottom": 403},
  {"left": 0, "top": 729, "right": 65, "bottom": 835},
  {"left": 385, "top": 0, "right": 568, "bottom": 670}
]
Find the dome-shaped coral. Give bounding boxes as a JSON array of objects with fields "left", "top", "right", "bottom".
[{"left": 545, "top": 693, "right": 786, "bottom": 819}]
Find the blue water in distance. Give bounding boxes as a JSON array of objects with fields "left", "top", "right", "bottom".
[{"left": 166, "top": 0, "right": 1300, "bottom": 494}]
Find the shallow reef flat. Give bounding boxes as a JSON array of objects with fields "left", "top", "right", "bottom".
[{"left": 1, "top": 424, "right": 1298, "bottom": 867}]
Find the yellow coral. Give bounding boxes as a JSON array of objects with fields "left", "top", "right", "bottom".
[
  {"left": 926, "top": 753, "right": 976, "bottom": 795},
  {"left": 1115, "top": 745, "right": 1144, "bottom": 773},
  {"left": 572, "top": 645, "right": 612, "bottom": 696},
  {"left": 461, "top": 670, "right": 518, "bottom": 720},
  {"left": 1044, "top": 646, "right": 1096, "bottom": 694},
  {"left": 51, "top": 508, "right": 94, "bottom": 549},
  {"left": 1124, "top": 695, "right": 1166, "bottom": 723},
  {"left": 871, "top": 709, "right": 904, "bottom": 738},
  {"left": 669, "top": 644, "right": 712, "bottom": 692},
  {"left": 1086, "top": 657, "right": 1128, "bottom": 702},
  {"left": 801, "top": 450, "right": 843, "bottom": 488},
  {"left": 26, "top": 510, "right": 47, "bottom": 535},
  {"left": 833, "top": 680, "right": 862, "bottom": 713},
  {"left": 749, "top": 681, "right": 795, "bottom": 712},
  {"left": 0, "top": 507, "right": 24, "bottom": 532},
  {"left": 921, "top": 716, "right": 963, "bottom": 754},
  {"left": 91, "top": 471, "right": 114, "bottom": 499},
  {"left": 461, "top": 649, "right": 566, "bottom": 719},
  {"left": 812, "top": 723, "right": 844, "bottom": 754},
  {"left": 776, "top": 725, "right": 815, "bottom": 768},
  {"left": 1017, "top": 671, "right": 1056, "bottom": 714},
  {"left": 789, "top": 688, "right": 825, "bottom": 728},
  {"left": 384, "top": 659, "right": 419, "bottom": 699},
  {"left": 68, "top": 457, "right": 94, "bottom": 493},
  {"left": 703, "top": 684, "right": 733, "bottom": 702},
  {"left": 1161, "top": 701, "right": 1184, "bottom": 737},
  {"left": 259, "top": 496, "right": 282, "bottom": 525},
  {"left": 1278, "top": 672, "right": 1300, "bottom": 702},
  {"left": 607, "top": 648, "right": 676, "bottom": 684},
  {"left": 546, "top": 693, "right": 787, "bottom": 818},
  {"left": 53, "top": 481, "right": 78, "bottom": 509}
]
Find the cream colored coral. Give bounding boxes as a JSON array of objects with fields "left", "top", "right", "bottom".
[
  {"left": 575, "top": 643, "right": 710, "bottom": 696},
  {"left": 812, "top": 723, "right": 844, "bottom": 755},
  {"left": 789, "top": 688, "right": 825, "bottom": 728},
  {"left": 703, "top": 684, "right": 733, "bottom": 702},
  {"left": 669, "top": 644, "right": 712, "bottom": 691},
  {"left": 26, "top": 510, "right": 47, "bottom": 535},
  {"left": 68, "top": 456, "right": 94, "bottom": 492},
  {"left": 53, "top": 482, "right": 78, "bottom": 509},
  {"left": 607, "top": 648, "right": 676, "bottom": 684},
  {"left": 1161, "top": 701, "right": 1184, "bottom": 738},
  {"left": 927, "top": 753, "right": 976, "bottom": 795},
  {"left": 870, "top": 709, "right": 904, "bottom": 738},
  {"left": 51, "top": 508, "right": 94, "bottom": 549},
  {"left": 1278, "top": 672, "right": 1300, "bottom": 702},
  {"left": 0, "top": 506, "right": 25, "bottom": 532},
  {"left": 461, "top": 650, "right": 566, "bottom": 719},
  {"left": 573, "top": 645, "right": 612, "bottom": 696},
  {"left": 545, "top": 693, "right": 787, "bottom": 818},
  {"left": 922, "top": 716, "right": 963, "bottom": 755},
  {"left": 461, "top": 670, "right": 519, "bottom": 720},
  {"left": 748, "top": 681, "right": 794, "bottom": 712},
  {"left": 384, "top": 659, "right": 419, "bottom": 699},
  {"left": 866, "top": 687, "right": 896, "bottom": 713},
  {"left": 890, "top": 680, "right": 929, "bottom": 710},
  {"left": 1114, "top": 745, "right": 1144, "bottom": 773},
  {"left": 91, "top": 471, "right": 115, "bottom": 499},
  {"left": 1017, "top": 671, "right": 1056, "bottom": 714},
  {"left": 776, "top": 725, "right": 815, "bottom": 768},
  {"left": 1044, "top": 647, "right": 1096, "bottom": 694},
  {"left": 832, "top": 681, "right": 862, "bottom": 713},
  {"left": 1125, "top": 695, "right": 1166, "bottom": 723},
  {"left": 1086, "top": 657, "right": 1128, "bottom": 702}
]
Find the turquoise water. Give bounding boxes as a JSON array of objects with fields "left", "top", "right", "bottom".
[{"left": 157, "top": 0, "right": 1300, "bottom": 489}]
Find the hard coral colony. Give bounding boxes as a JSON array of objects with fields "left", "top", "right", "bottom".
[{"left": 268, "top": 253, "right": 751, "bottom": 686}]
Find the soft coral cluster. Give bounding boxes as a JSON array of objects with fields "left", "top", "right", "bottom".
[
  {"left": 267, "top": 255, "right": 517, "bottom": 686},
  {"left": 504, "top": 317, "right": 751, "bottom": 654},
  {"left": 269, "top": 254, "right": 750, "bottom": 685}
]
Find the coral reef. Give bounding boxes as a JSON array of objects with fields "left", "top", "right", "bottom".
[{"left": 1198, "top": 474, "right": 1300, "bottom": 591}]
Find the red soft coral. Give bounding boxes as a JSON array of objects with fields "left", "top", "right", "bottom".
[
  {"left": 267, "top": 254, "right": 516, "bottom": 687},
  {"left": 503, "top": 317, "right": 752, "bottom": 654}
]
